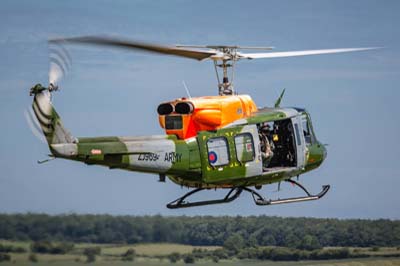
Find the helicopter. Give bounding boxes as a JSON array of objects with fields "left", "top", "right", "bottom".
[{"left": 27, "top": 36, "right": 380, "bottom": 208}]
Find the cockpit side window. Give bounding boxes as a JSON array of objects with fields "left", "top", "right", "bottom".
[{"left": 301, "top": 114, "right": 314, "bottom": 145}]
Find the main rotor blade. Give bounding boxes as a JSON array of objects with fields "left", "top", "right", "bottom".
[
  {"left": 50, "top": 36, "right": 217, "bottom": 61},
  {"left": 177, "top": 44, "right": 274, "bottom": 50},
  {"left": 239, "top": 47, "right": 382, "bottom": 59}
]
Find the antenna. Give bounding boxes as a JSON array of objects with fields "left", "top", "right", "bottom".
[{"left": 182, "top": 80, "right": 192, "bottom": 99}]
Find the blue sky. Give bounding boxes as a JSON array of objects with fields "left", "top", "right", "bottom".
[{"left": 0, "top": 0, "right": 399, "bottom": 219}]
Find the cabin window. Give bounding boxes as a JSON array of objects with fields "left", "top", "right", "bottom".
[
  {"left": 207, "top": 137, "right": 229, "bottom": 167},
  {"left": 165, "top": 115, "right": 183, "bottom": 130},
  {"left": 234, "top": 133, "right": 255, "bottom": 163}
]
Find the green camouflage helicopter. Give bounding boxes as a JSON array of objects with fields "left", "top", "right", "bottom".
[{"left": 27, "top": 36, "right": 379, "bottom": 208}]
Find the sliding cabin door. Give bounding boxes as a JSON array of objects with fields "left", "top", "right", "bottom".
[{"left": 197, "top": 125, "right": 262, "bottom": 184}]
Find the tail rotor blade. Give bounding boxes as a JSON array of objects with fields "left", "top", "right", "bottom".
[
  {"left": 24, "top": 109, "right": 46, "bottom": 143},
  {"left": 49, "top": 43, "right": 72, "bottom": 70},
  {"left": 49, "top": 56, "right": 66, "bottom": 85},
  {"left": 28, "top": 107, "right": 42, "bottom": 132},
  {"left": 48, "top": 42, "right": 72, "bottom": 85}
]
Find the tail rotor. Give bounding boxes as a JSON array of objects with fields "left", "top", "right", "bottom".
[
  {"left": 48, "top": 40, "right": 72, "bottom": 91},
  {"left": 24, "top": 108, "right": 46, "bottom": 143},
  {"left": 25, "top": 41, "right": 74, "bottom": 145}
]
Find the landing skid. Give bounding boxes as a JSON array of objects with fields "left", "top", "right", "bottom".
[
  {"left": 166, "top": 179, "right": 330, "bottom": 209},
  {"left": 245, "top": 180, "right": 330, "bottom": 206},
  {"left": 167, "top": 187, "right": 243, "bottom": 209}
]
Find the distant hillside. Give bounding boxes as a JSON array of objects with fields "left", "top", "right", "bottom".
[{"left": 0, "top": 214, "right": 399, "bottom": 249}]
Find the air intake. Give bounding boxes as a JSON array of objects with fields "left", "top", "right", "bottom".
[
  {"left": 157, "top": 103, "right": 174, "bottom": 115},
  {"left": 175, "top": 102, "right": 194, "bottom": 114}
]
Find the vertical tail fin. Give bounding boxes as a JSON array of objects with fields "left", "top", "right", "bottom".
[
  {"left": 30, "top": 84, "right": 77, "bottom": 157},
  {"left": 32, "top": 88, "right": 75, "bottom": 144}
]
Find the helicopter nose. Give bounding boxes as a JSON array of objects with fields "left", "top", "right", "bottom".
[{"left": 322, "top": 144, "right": 328, "bottom": 161}]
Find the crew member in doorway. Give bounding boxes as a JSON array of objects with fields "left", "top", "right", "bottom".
[{"left": 260, "top": 123, "right": 274, "bottom": 171}]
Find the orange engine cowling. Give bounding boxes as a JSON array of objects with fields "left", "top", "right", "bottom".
[{"left": 157, "top": 95, "right": 258, "bottom": 139}]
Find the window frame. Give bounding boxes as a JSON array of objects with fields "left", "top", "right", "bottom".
[
  {"left": 294, "top": 123, "right": 302, "bottom": 146},
  {"left": 206, "top": 136, "right": 230, "bottom": 167},
  {"left": 301, "top": 114, "right": 316, "bottom": 145},
  {"left": 234, "top": 133, "right": 256, "bottom": 163}
]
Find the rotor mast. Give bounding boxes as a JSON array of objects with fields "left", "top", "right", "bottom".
[
  {"left": 213, "top": 47, "right": 238, "bottom": 96},
  {"left": 207, "top": 45, "right": 273, "bottom": 96}
]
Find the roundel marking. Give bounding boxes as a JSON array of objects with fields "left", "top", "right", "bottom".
[{"left": 208, "top": 151, "right": 218, "bottom": 164}]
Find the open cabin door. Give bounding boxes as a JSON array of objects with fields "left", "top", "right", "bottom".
[
  {"left": 292, "top": 116, "right": 306, "bottom": 169},
  {"left": 197, "top": 125, "right": 262, "bottom": 184}
]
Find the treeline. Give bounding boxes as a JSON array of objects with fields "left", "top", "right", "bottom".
[{"left": 0, "top": 214, "right": 399, "bottom": 248}]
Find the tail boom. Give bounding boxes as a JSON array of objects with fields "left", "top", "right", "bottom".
[{"left": 29, "top": 84, "right": 200, "bottom": 178}]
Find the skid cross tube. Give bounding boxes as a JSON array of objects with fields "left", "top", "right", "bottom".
[{"left": 166, "top": 187, "right": 243, "bottom": 209}]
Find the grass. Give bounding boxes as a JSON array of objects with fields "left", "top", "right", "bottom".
[
  {"left": 0, "top": 240, "right": 218, "bottom": 255},
  {"left": 0, "top": 239, "right": 31, "bottom": 250},
  {"left": 352, "top": 246, "right": 400, "bottom": 256},
  {"left": 2, "top": 240, "right": 400, "bottom": 266},
  {"left": 101, "top": 243, "right": 219, "bottom": 256},
  {"left": 1, "top": 257, "right": 400, "bottom": 266}
]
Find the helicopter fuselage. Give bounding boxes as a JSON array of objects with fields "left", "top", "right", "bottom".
[
  {"left": 30, "top": 85, "right": 329, "bottom": 208},
  {"left": 48, "top": 97, "right": 326, "bottom": 189}
]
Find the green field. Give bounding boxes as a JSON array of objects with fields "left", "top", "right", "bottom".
[
  {"left": 1, "top": 240, "right": 400, "bottom": 266},
  {"left": 1, "top": 256, "right": 400, "bottom": 266}
]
